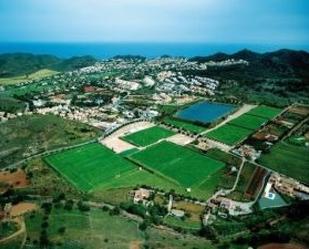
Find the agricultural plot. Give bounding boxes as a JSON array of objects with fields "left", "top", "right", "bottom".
[
  {"left": 246, "top": 105, "right": 282, "bottom": 119},
  {"left": 258, "top": 141, "right": 309, "bottom": 185},
  {"left": 44, "top": 143, "right": 136, "bottom": 191},
  {"left": 25, "top": 207, "right": 143, "bottom": 249},
  {"left": 228, "top": 114, "right": 268, "bottom": 130},
  {"left": 163, "top": 117, "right": 206, "bottom": 134},
  {"left": 206, "top": 124, "right": 253, "bottom": 146},
  {"left": 129, "top": 141, "right": 225, "bottom": 188},
  {"left": 121, "top": 126, "right": 175, "bottom": 147}
]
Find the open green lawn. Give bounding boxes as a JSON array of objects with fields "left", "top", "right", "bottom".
[
  {"left": 246, "top": 105, "right": 282, "bottom": 119},
  {"left": 44, "top": 143, "right": 136, "bottom": 191},
  {"left": 0, "top": 69, "right": 58, "bottom": 85},
  {"left": 206, "top": 124, "right": 253, "bottom": 146},
  {"left": 258, "top": 141, "right": 309, "bottom": 185},
  {"left": 129, "top": 141, "right": 225, "bottom": 188},
  {"left": 228, "top": 114, "right": 268, "bottom": 130},
  {"left": 121, "top": 126, "right": 175, "bottom": 147},
  {"left": 163, "top": 117, "right": 206, "bottom": 134}
]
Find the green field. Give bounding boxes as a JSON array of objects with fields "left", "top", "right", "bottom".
[
  {"left": 163, "top": 117, "right": 206, "bottom": 134},
  {"left": 228, "top": 114, "right": 268, "bottom": 130},
  {"left": 0, "top": 69, "right": 58, "bottom": 85},
  {"left": 206, "top": 124, "right": 253, "bottom": 145},
  {"left": 129, "top": 141, "right": 225, "bottom": 187},
  {"left": 246, "top": 105, "right": 282, "bottom": 119},
  {"left": 258, "top": 141, "right": 309, "bottom": 185},
  {"left": 121, "top": 126, "right": 175, "bottom": 147},
  {"left": 0, "top": 114, "right": 100, "bottom": 168},
  {"left": 44, "top": 143, "right": 136, "bottom": 191},
  {"left": 25, "top": 205, "right": 213, "bottom": 249}
]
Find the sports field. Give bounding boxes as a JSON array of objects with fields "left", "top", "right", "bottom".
[
  {"left": 163, "top": 117, "right": 205, "bottom": 134},
  {"left": 121, "top": 126, "right": 175, "bottom": 147},
  {"left": 258, "top": 141, "right": 309, "bottom": 185},
  {"left": 206, "top": 124, "right": 253, "bottom": 146},
  {"left": 246, "top": 105, "right": 282, "bottom": 119},
  {"left": 205, "top": 105, "right": 280, "bottom": 146},
  {"left": 129, "top": 141, "right": 225, "bottom": 187},
  {"left": 228, "top": 114, "right": 268, "bottom": 130},
  {"left": 44, "top": 143, "right": 136, "bottom": 191}
]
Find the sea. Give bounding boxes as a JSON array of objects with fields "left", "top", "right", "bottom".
[{"left": 0, "top": 42, "right": 308, "bottom": 59}]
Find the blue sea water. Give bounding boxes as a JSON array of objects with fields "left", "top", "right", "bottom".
[
  {"left": 176, "top": 101, "right": 236, "bottom": 124},
  {"left": 0, "top": 42, "right": 307, "bottom": 59}
]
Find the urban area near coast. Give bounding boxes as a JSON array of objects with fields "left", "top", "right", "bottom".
[{"left": 0, "top": 49, "right": 309, "bottom": 249}]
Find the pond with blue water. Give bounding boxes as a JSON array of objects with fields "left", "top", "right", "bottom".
[{"left": 176, "top": 101, "right": 236, "bottom": 124}]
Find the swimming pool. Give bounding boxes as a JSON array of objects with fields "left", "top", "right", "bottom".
[{"left": 175, "top": 101, "right": 236, "bottom": 124}]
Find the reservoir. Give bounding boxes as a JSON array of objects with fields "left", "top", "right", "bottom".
[{"left": 176, "top": 101, "right": 236, "bottom": 124}]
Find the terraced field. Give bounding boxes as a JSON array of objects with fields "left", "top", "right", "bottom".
[
  {"left": 121, "top": 126, "right": 175, "bottom": 147},
  {"left": 44, "top": 143, "right": 136, "bottom": 191},
  {"left": 129, "top": 141, "right": 225, "bottom": 187}
]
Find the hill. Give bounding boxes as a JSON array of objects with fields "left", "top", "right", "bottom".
[
  {"left": 190, "top": 49, "right": 309, "bottom": 81},
  {"left": 189, "top": 49, "right": 309, "bottom": 104},
  {"left": 0, "top": 53, "right": 97, "bottom": 78}
]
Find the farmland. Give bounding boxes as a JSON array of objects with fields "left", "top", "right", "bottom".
[
  {"left": 121, "top": 126, "right": 175, "bottom": 147},
  {"left": 129, "top": 141, "right": 225, "bottom": 187},
  {"left": 258, "top": 141, "right": 309, "bottom": 185},
  {"left": 0, "top": 69, "right": 58, "bottom": 85},
  {"left": 44, "top": 143, "right": 136, "bottom": 191}
]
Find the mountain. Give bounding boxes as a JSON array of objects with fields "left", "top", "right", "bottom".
[
  {"left": 0, "top": 53, "right": 98, "bottom": 78},
  {"left": 190, "top": 49, "right": 309, "bottom": 80}
]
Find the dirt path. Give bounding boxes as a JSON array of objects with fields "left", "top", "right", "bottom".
[
  {"left": 201, "top": 104, "right": 257, "bottom": 136},
  {"left": 0, "top": 217, "right": 25, "bottom": 244}
]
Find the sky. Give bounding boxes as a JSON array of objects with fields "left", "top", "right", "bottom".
[{"left": 0, "top": 0, "right": 308, "bottom": 45}]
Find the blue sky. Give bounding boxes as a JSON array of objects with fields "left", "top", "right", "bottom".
[{"left": 0, "top": 0, "right": 308, "bottom": 45}]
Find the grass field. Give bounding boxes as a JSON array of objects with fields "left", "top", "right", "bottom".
[
  {"left": 163, "top": 117, "right": 206, "bottom": 134},
  {"left": 25, "top": 206, "right": 213, "bottom": 249},
  {"left": 246, "top": 105, "right": 282, "bottom": 119},
  {"left": 205, "top": 105, "right": 280, "bottom": 146},
  {"left": 0, "top": 114, "right": 100, "bottom": 168},
  {"left": 206, "top": 124, "right": 253, "bottom": 145},
  {"left": 228, "top": 114, "right": 268, "bottom": 130},
  {"left": 226, "top": 163, "right": 257, "bottom": 202},
  {"left": 0, "top": 69, "right": 58, "bottom": 85},
  {"left": 258, "top": 141, "right": 309, "bottom": 184},
  {"left": 44, "top": 143, "right": 136, "bottom": 191},
  {"left": 129, "top": 141, "right": 225, "bottom": 187},
  {"left": 121, "top": 126, "right": 175, "bottom": 147}
]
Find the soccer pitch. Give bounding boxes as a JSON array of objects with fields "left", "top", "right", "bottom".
[
  {"left": 206, "top": 124, "right": 253, "bottom": 146},
  {"left": 246, "top": 105, "right": 282, "bottom": 119},
  {"left": 121, "top": 126, "right": 175, "bottom": 147},
  {"left": 129, "top": 141, "right": 225, "bottom": 187},
  {"left": 227, "top": 114, "right": 268, "bottom": 130},
  {"left": 44, "top": 143, "right": 136, "bottom": 191}
]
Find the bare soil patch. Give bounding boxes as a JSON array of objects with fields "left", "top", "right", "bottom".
[
  {"left": 10, "top": 203, "right": 37, "bottom": 217},
  {"left": 0, "top": 169, "right": 29, "bottom": 188}
]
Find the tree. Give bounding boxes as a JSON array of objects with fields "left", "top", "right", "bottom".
[{"left": 58, "top": 226, "right": 66, "bottom": 234}]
